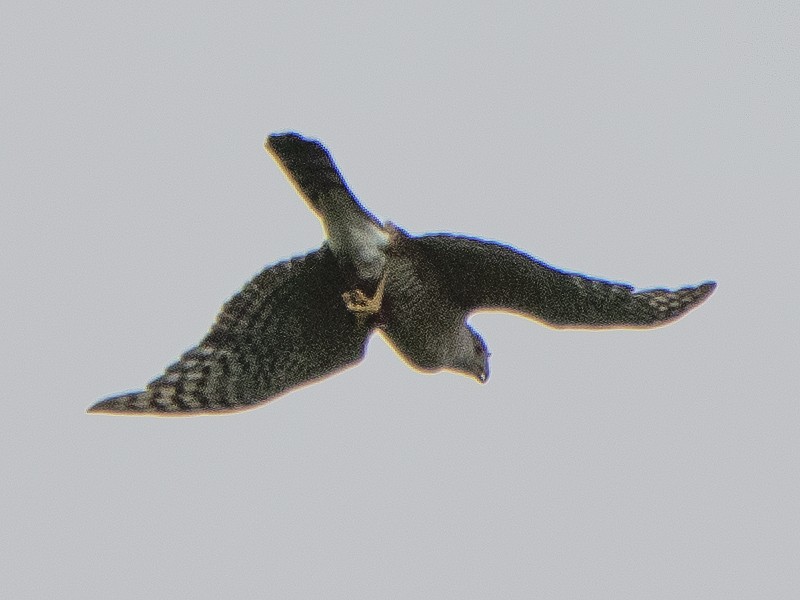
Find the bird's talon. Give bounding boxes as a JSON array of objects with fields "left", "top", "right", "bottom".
[{"left": 343, "top": 273, "right": 387, "bottom": 315}]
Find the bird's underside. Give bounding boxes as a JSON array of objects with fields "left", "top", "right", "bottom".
[{"left": 88, "top": 132, "right": 716, "bottom": 416}]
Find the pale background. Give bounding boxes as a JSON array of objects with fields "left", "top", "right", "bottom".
[{"left": 2, "top": 2, "right": 798, "bottom": 598}]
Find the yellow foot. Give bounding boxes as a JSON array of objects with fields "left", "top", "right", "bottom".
[{"left": 343, "top": 273, "right": 387, "bottom": 316}]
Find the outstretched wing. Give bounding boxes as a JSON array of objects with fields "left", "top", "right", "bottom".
[
  {"left": 411, "top": 234, "right": 716, "bottom": 328},
  {"left": 88, "top": 247, "right": 371, "bottom": 415}
]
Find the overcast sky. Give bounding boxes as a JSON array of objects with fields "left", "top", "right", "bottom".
[{"left": 3, "top": 2, "right": 798, "bottom": 598}]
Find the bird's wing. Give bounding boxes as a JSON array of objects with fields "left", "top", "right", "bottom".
[
  {"left": 410, "top": 234, "right": 716, "bottom": 328},
  {"left": 88, "top": 246, "right": 371, "bottom": 415}
]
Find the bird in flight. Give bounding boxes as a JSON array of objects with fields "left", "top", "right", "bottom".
[{"left": 88, "top": 132, "right": 716, "bottom": 416}]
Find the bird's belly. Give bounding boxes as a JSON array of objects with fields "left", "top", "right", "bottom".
[{"left": 379, "top": 259, "right": 460, "bottom": 371}]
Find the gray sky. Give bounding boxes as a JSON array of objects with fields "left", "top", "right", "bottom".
[{"left": 3, "top": 2, "right": 798, "bottom": 598}]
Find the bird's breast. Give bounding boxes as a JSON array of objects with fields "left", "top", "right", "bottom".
[{"left": 379, "top": 254, "right": 463, "bottom": 371}]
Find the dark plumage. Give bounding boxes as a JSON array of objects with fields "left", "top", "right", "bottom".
[{"left": 88, "top": 132, "right": 716, "bottom": 416}]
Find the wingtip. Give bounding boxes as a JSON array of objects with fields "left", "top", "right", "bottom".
[
  {"left": 86, "top": 392, "right": 146, "bottom": 415},
  {"left": 697, "top": 280, "right": 718, "bottom": 300},
  {"left": 86, "top": 402, "right": 117, "bottom": 415}
]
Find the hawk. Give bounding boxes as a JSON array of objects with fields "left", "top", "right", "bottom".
[{"left": 88, "top": 132, "right": 716, "bottom": 416}]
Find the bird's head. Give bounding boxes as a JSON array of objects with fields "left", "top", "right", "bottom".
[{"left": 448, "top": 324, "right": 490, "bottom": 384}]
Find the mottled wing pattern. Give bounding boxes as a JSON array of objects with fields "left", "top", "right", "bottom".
[
  {"left": 411, "top": 234, "right": 716, "bottom": 328},
  {"left": 88, "top": 247, "right": 371, "bottom": 415},
  {"left": 265, "top": 133, "right": 381, "bottom": 225}
]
